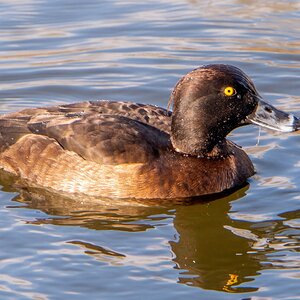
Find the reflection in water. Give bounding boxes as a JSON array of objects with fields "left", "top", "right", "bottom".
[
  {"left": 68, "top": 240, "right": 127, "bottom": 266},
  {"left": 171, "top": 187, "right": 260, "bottom": 293},
  {"left": 10, "top": 189, "right": 165, "bottom": 232},
  {"left": 2, "top": 181, "right": 297, "bottom": 294}
]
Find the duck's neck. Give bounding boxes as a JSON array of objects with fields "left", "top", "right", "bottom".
[{"left": 170, "top": 100, "right": 227, "bottom": 157}]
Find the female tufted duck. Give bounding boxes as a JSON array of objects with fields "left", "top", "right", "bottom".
[{"left": 0, "top": 64, "right": 298, "bottom": 199}]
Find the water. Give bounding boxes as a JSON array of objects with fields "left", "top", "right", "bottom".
[{"left": 0, "top": 0, "right": 299, "bottom": 299}]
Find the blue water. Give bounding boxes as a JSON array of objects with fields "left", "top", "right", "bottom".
[{"left": 0, "top": 0, "right": 299, "bottom": 299}]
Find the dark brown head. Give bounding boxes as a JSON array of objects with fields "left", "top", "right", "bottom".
[{"left": 170, "top": 64, "right": 299, "bottom": 156}]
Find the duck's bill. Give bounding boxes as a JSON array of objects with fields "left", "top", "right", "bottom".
[{"left": 246, "top": 99, "right": 300, "bottom": 132}]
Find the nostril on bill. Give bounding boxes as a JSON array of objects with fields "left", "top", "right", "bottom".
[{"left": 264, "top": 106, "right": 273, "bottom": 113}]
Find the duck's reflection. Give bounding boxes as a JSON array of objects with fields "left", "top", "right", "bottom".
[
  {"left": 170, "top": 186, "right": 260, "bottom": 292},
  {"left": 3, "top": 177, "right": 298, "bottom": 293}
]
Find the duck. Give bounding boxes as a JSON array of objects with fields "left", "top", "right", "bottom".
[{"left": 0, "top": 64, "right": 298, "bottom": 200}]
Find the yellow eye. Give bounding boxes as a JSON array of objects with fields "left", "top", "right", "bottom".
[{"left": 224, "top": 86, "right": 236, "bottom": 97}]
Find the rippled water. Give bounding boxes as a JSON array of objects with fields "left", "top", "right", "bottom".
[{"left": 0, "top": 0, "right": 299, "bottom": 299}]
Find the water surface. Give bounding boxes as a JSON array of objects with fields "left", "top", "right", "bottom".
[{"left": 0, "top": 0, "right": 299, "bottom": 299}]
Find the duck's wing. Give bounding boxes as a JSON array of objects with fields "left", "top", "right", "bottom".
[
  {"left": 0, "top": 101, "right": 171, "bottom": 164},
  {"left": 27, "top": 113, "right": 171, "bottom": 164}
]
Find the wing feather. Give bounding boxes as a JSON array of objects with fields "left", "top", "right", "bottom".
[{"left": 0, "top": 101, "right": 172, "bottom": 164}]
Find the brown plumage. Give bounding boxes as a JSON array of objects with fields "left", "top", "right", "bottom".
[{"left": 0, "top": 64, "right": 298, "bottom": 200}]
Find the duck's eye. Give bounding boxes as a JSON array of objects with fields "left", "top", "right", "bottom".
[{"left": 224, "top": 86, "right": 236, "bottom": 97}]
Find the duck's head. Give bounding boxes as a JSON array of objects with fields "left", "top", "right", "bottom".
[{"left": 170, "top": 64, "right": 300, "bottom": 156}]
